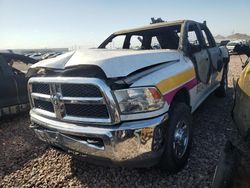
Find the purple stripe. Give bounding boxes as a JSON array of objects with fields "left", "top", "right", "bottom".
[{"left": 163, "top": 78, "right": 198, "bottom": 104}]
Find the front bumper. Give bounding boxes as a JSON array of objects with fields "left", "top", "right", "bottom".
[{"left": 30, "top": 111, "right": 168, "bottom": 167}]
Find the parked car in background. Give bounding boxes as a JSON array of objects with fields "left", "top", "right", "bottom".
[
  {"left": 226, "top": 41, "right": 239, "bottom": 53},
  {"left": 42, "top": 52, "right": 62, "bottom": 59},
  {"left": 27, "top": 20, "right": 229, "bottom": 172},
  {"left": 0, "top": 53, "right": 37, "bottom": 118},
  {"left": 28, "top": 53, "right": 44, "bottom": 61},
  {"left": 219, "top": 40, "right": 230, "bottom": 46},
  {"left": 227, "top": 40, "right": 250, "bottom": 54}
]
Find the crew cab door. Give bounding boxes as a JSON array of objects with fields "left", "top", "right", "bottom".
[
  {"left": 0, "top": 55, "right": 18, "bottom": 107},
  {"left": 184, "top": 22, "right": 214, "bottom": 108},
  {"left": 186, "top": 23, "right": 211, "bottom": 85},
  {"left": 199, "top": 24, "right": 223, "bottom": 85}
]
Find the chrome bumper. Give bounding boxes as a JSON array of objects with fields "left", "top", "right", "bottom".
[{"left": 30, "top": 111, "right": 168, "bottom": 167}]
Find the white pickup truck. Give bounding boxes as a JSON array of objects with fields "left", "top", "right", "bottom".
[{"left": 27, "top": 20, "right": 229, "bottom": 172}]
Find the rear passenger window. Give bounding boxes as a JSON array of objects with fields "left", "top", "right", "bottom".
[
  {"left": 200, "top": 26, "right": 216, "bottom": 48},
  {"left": 201, "top": 30, "right": 210, "bottom": 47}
]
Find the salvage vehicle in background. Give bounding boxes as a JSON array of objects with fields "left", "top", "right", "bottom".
[
  {"left": 226, "top": 40, "right": 249, "bottom": 54},
  {"left": 219, "top": 40, "right": 230, "bottom": 47},
  {"left": 233, "top": 45, "right": 250, "bottom": 137},
  {"left": 28, "top": 53, "right": 44, "bottom": 61},
  {"left": 226, "top": 41, "right": 238, "bottom": 53},
  {"left": 27, "top": 20, "right": 229, "bottom": 172},
  {"left": 42, "top": 52, "right": 62, "bottom": 60},
  {"left": 0, "top": 53, "right": 37, "bottom": 117},
  {"left": 212, "top": 45, "right": 250, "bottom": 188}
]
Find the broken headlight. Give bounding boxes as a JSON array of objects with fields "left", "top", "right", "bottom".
[{"left": 114, "top": 87, "right": 164, "bottom": 114}]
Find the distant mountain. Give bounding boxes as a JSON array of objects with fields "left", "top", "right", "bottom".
[
  {"left": 227, "top": 33, "right": 250, "bottom": 40},
  {"left": 214, "top": 35, "right": 226, "bottom": 40},
  {"left": 214, "top": 33, "right": 250, "bottom": 41}
]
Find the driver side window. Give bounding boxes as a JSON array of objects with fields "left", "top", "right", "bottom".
[
  {"left": 188, "top": 31, "right": 200, "bottom": 45},
  {"left": 187, "top": 24, "right": 202, "bottom": 54},
  {"left": 129, "top": 35, "right": 143, "bottom": 49}
]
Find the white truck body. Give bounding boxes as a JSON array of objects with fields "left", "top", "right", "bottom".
[{"left": 27, "top": 20, "right": 229, "bottom": 169}]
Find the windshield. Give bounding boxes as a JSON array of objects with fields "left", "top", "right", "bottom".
[{"left": 99, "top": 24, "right": 181, "bottom": 50}]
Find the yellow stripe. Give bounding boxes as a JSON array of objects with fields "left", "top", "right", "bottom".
[{"left": 157, "top": 68, "right": 196, "bottom": 94}]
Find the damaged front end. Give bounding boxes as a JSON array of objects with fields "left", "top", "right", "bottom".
[{"left": 27, "top": 63, "right": 169, "bottom": 167}]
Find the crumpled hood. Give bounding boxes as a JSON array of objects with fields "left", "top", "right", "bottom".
[{"left": 31, "top": 49, "right": 180, "bottom": 78}]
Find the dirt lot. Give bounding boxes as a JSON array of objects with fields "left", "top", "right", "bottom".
[{"left": 0, "top": 55, "right": 248, "bottom": 187}]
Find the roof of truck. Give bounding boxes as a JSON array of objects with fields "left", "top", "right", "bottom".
[{"left": 114, "top": 20, "right": 186, "bottom": 35}]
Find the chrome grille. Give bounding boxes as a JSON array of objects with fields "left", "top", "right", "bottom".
[
  {"left": 28, "top": 77, "right": 120, "bottom": 125},
  {"left": 32, "top": 83, "right": 50, "bottom": 95},
  {"left": 65, "top": 104, "right": 109, "bottom": 118},
  {"left": 33, "top": 99, "right": 54, "bottom": 113},
  {"left": 61, "top": 84, "right": 102, "bottom": 97}
]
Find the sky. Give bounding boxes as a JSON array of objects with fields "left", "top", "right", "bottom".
[{"left": 0, "top": 0, "right": 250, "bottom": 49}]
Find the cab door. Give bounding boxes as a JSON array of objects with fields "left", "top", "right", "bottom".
[
  {"left": 186, "top": 23, "right": 211, "bottom": 85},
  {"left": 199, "top": 24, "right": 223, "bottom": 86},
  {"left": 185, "top": 22, "right": 213, "bottom": 108},
  {"left": 0, "top": 55, "right": 18, "bottom": 108}
]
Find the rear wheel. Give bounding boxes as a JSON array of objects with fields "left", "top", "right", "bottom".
[{"left": 158, "top": 102, "right": 192, "bottom": 173}]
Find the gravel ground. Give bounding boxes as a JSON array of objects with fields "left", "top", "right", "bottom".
[{"left": 0, "top": 55, "right": 247, "bottom": 188}]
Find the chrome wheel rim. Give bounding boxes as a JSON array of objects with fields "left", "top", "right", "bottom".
[{"left": 173, "top": 120, "right": 189, "bottom": 158}]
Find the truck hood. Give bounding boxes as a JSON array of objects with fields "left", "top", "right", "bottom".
[{"left": 31, "top": 49, "right": 180, "bottom": 78}]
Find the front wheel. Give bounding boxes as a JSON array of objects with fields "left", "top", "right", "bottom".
[{"left": 158, "top": 102, "right": 192, "bottom": 173}]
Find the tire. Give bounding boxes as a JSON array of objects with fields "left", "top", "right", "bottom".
[
  {"left": 215, "top": 64, "right": 228, "bottom": 98},
  {"left": 158, "top": 102, "right": 192, "bottom": 173}
]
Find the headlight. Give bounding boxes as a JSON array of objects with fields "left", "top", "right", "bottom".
[{"left": 114, "top": 87, "right": 165, "bottom": 114}]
